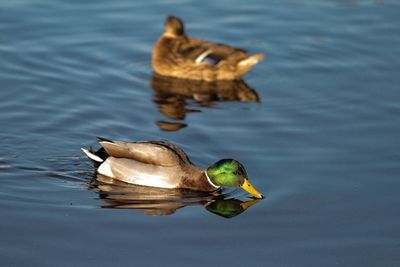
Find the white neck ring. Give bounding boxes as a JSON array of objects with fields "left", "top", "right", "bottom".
[{"left": 205, "top": 171, "right": 220, "bottom": 189}]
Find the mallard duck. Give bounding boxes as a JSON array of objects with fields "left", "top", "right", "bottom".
[
  {"left": 82, "top": 137, "right": 263, "bottom": 198},
  {"left": 152, "top": 16, "right": 264, "bottom": 81}
]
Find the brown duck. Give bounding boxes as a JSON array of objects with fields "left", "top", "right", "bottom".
[{"left": 152, "top": 16, "right": 264, "bottom": 81}]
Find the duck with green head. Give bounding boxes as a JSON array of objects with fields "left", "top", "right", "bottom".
[{"left": 82, "top": 137, "right": 263, "bottom": 198}]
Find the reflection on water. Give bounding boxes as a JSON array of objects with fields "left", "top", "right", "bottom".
[
  {"left": 151, "top": 74, "right": 260, "bottom": 131},
  {"left": 156, "top": 121, "right": 187, "bottom": 132},
  {"left": 90, "top": 174, "right": 260, "bottom": 218}
]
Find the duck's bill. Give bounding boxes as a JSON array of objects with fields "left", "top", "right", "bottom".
[{"left": 241, "top": 179, "right": 264, "bottom": 199}]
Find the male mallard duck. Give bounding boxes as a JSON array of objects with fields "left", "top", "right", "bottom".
[
  {"left": 82, "top": 137, "right": 263, "bottom": 198},
  {"left": 152, "top": 16, "right": 264, "bottom": 81}
]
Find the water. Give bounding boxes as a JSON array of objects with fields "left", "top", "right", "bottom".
[{"left": 1, "top": 0, "right": 399, "bottom": 266}]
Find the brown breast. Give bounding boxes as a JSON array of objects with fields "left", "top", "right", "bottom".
[{"left": 177, "top": 165, "right": 220, "bottom": 192}]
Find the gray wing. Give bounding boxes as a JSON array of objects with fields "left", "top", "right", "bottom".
[{"left": 98, "top": 138, "right": 191, "bottom": 167}]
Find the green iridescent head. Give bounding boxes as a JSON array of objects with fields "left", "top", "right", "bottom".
[{"left": 206, "top": 159, "right": 264, "bottom": 199}]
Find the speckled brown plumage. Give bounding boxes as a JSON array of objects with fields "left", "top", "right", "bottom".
[{"left": 152, "top": 16, "right": 264, "bottom": 81}]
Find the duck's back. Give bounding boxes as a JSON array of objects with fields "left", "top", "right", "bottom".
[
  {"left": 152, "top": 35, "right": 262, "bottom": 81},
  {"left": 152, "top": 36, "right": 214, "bottom": 80},
  {"left": 93, "top": 138, "right": 218, "bottom": 192}
]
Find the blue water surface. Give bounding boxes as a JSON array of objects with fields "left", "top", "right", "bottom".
[{"left": 0, "top": 0, "right": 399, "bottom": 266}]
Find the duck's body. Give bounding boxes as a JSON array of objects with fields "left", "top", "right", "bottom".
[
  {"left": 152, "top": 16, "right": 264, "bottom": 81},
  {"left": 82, "top": 137, "right": 218, "bottom": 192},
  {"left": 82, "top": 137, "right": 263, "bottom": 198}
]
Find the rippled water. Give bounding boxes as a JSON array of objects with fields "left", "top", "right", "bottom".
[{"left": 1, "top": 0, "right": 400, "bottom": 266}]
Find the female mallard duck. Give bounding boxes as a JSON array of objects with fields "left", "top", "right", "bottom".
[
  {"left": 152, "top": 16, "right": 264, "bottom": 81},
  {"left": 82, "top": 137, "right": 263, "bottom": 198}
]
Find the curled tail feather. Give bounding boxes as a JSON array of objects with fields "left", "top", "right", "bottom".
[{"left": 81, "top": 148, "right": 104, "bottom": 163}]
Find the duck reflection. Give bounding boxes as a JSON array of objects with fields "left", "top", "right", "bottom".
[
  {"left": 90, "top": 174, "right": 260, "bottom": 218},
  {"left": 151, "top": 74, "right": 260, "bottom": 131}
]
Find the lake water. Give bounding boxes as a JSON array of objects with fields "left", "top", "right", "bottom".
[{"left": 1, "top": 0, "right": 399, "bottom": 266}]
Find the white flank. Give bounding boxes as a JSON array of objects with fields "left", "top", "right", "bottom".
[
  {"left": 97, "top": 158, "right": 179, "bottom": 188},
  {"left": 97, "top": 161, "right": 114, "bottom": 178},
  {"left": 81, "top": 148, "right": 103, "bottom": 162}
]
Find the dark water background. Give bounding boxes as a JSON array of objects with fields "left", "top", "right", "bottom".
[{"left": 1, "top": 0, "right": 399, "bottom": 266}]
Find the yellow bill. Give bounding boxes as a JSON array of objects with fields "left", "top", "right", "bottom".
[{"left": 241, "top": 179, "right": 264, "bottom": 199}]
